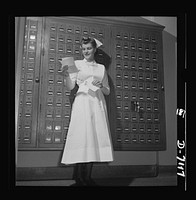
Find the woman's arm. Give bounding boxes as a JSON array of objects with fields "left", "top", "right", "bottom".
[
  {"left": 92, "top": 68, "right": 110, "bottom": 95},
  {"left": 64, "top": 75, "right": 76, "bottom": 91},
  {"left": 60, "top": 64, "right": 77, "bottom": 91},
  {"left": 98, "top": 68, "right": 110, "bottom": 95},
  {"left": 100, "top": 84, "right": 110, "bottom": 95}
]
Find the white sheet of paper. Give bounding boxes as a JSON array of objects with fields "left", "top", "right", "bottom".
[
  {"left": 86, "top": 77, "right": 100, "bottom": 91},
  {"left": 60, "top": 57, "right": 79, "bottom": 74}
]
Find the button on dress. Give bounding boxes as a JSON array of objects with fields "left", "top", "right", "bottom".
[{"left": 61, "top": 59, "right": 114, "bottom": 165}]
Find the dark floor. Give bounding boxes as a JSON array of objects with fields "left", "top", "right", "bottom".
[{"left": 16, "top": 173, "right": 177, "bottom": 186}]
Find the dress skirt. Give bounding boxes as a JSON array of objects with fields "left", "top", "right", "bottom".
[{"left": 61, "top": 87, "right": 114, "bottom": 165}]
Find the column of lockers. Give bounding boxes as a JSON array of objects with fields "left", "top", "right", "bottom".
[
  {"left": 17, "top": 17, "right": 42, "bottom": 148},
  {"left": 110, "top": 25, "right": 166, "bottom": 150}
]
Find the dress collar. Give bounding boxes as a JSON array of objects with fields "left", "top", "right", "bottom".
[{"left": 83, "top": 58, "right": 96, "bottom": 64}]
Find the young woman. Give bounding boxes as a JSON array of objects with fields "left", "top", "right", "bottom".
[{"left": 61, "top": 37, "right": 113, "bottom": 186}]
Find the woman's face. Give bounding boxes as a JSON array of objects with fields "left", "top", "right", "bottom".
[{"left": 81, "top": 42, "right": 96, "bottom": 62}]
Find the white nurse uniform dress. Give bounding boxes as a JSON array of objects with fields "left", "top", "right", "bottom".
[{"left": 61, "top": 58, "right": 114, "bottom": 165}]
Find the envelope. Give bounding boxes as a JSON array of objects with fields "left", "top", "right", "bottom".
[
  {"left": 60, "top": 57, "right": 79, "bottom": 74},
  {"left": 86, "top": 77, "right": 100, "bottom": 92}
]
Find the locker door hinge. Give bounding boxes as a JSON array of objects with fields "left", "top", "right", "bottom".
[
  {"left": 110, "top": 29, "right": 113, "bottom": 39},
  {"left": 42, "top": 47, "right": 45, "bottom": 56}
]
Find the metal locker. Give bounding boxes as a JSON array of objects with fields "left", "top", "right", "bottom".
[
  {"left": 110, "top": 24, "right": 166, "bottom": 150},
  {"left": 66, "top": 23, "right": 74, "bottom": 34},
  {"left": 123, "top": 60, "right": 130, "bottom": 70},
  {"left": 116, "top": 90, "right": 123, "bottom": 100},
  {"left": 74, "top": 24, "right": 81, "bottom": 35},
  {"left": 17, "top": 17, "right": 42, "bottom": 148}
]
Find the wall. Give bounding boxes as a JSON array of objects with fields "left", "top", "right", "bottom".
[{"left": 17, "top": 17, "right": 177, "bottom": 167}]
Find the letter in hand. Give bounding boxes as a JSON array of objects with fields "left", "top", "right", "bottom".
[
  {"left": 58, "top": 57, "right": 78, "bottom": 76},
  {"left": 92, "top": 80, "right": 103, "bottom": 88},
  {"left": 57, "top": 60, "right": 69, "bottom": 77}
]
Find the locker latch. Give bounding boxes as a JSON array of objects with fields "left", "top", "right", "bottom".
[
  {"left": 35, "top": 77, "right": 40, "bottom": 83},
  {"left": 131, "top": 101, "right": 140, "bottom": 112},
  {"left": 131, "top": 101, "right": 144, "bottom": 118}
]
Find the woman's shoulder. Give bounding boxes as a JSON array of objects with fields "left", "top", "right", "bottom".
[
  {"left": 74, "top": 60, "right": 84, "bottom": 69},
  {"left": 74, "top": 59, "right": 84, "bottom": 65},
  {"left": 97, "top": 63, "right": 105, "bottom": 71}
]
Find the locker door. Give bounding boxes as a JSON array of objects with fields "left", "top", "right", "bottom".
[
  {"left": 17, "top": 17, "right": 43, "bottom": 148},
  {"left": 38, "top": 17, "right": 110, "bottom": 149},
  {"left": 110, "top": 25, "right": 166, "bottom": 150}
]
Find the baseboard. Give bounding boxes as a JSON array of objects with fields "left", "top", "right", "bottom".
[{"left": 16, "top": 165, "right": 177, "bottom": 181}]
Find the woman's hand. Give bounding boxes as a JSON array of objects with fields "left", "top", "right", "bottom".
[
  {"left": 62, "top": 65, "right": 69, "bottom": 77},
  {"left": 57, "top": 60, "right": 69, "bottom": 77},
  {"left": 92, "top": 80, "right": 103, "bottom": 88}
]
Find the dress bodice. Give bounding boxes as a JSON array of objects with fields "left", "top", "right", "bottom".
[
  {"left": 71, "top": 59, "right": 105, "bottom": 92},
  {"left": 68, "top": 58, "right": 110, "bottom": 94},
  {"left": 75, "top": 59, "right": 104, "bottom": 85}
]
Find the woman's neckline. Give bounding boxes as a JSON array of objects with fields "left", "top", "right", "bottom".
[{"left": 83, "top": 58, "right": 96, "bottom": 64}]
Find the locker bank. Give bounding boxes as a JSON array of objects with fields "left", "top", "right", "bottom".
[{"left": 15, "top": 16, "right": 177, "bottom": 186}]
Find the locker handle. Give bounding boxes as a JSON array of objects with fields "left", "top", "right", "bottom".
[
  {"left": 131, "top": 101, "right": 139, "bottom": 112},
  {"left": 35, "top": 77, "right": 40, "bottom": 83}
]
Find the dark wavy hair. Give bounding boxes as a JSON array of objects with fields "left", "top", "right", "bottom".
[{"left": 81, "top": 37, "right": 97, "bottom": 49}]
